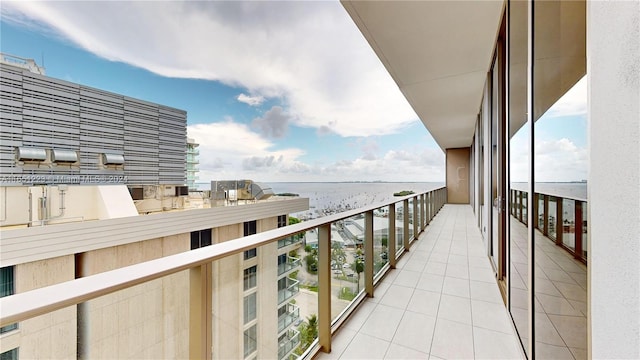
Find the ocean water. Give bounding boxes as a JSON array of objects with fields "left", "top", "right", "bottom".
[
  {"left": 270, "top": 182, "right": 444, "bottom": 218},
  {"left": 269, "top": 181, "right": 586, "bottom": 219}
]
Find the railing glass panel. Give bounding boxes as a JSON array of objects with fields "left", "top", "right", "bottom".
[
  {"left": 374, "top": 205, "right": 390, "bottom": 279},
  {"left": 537, "top": 194, "right": 545, "bottom": 231},
  {"left": 408, "top": 198, "right": 415, "bottom": 242},
  {"left": 294, "top": 225, "right": 319, "bottom": 357},
  {"left": 395, "top": 202, "right": 404, "bottom": 255},
  {"left": 562, "top": 198, "right": 576, "bottom": 251},
  {"left": 548, "top": 196, "right": 558, "bottom": 240}
]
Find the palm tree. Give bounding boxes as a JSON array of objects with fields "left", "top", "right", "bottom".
[{"left": 353, "top": 258, "right": 364, "bottom": 293}]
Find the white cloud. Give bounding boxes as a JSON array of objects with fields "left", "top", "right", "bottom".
[
  {"left": 251, "top": 106, "right": 290, "bottom": 139},
  {"left": 188, "top": 120, "right": 444, "bottom": 182},
  {"left": 510, "top": 136, "right": 587, "bottom": 182},
  {"left": 237, "top": 93, "right": 265, "bottom": 106},
  {"left": 187, "top": 121, "right": 306, "bottom": 181},
  {"left": 3, "top": 1, "right": 418, "bottom": 137},
  {"left": 545, "top": 76, "right": 587, "bottom": 118}
]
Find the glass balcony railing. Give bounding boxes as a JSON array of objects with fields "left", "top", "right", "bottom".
[
  {"left": 278, "top": 329, "right": 300, "bottom": 360},
  {"left": 278, "top": 235, "right": 303, "bottom": 249},
  {"left": 510, "top": 188, "right": 588, "bottom": 263},
  {"left": 277, "top": 303, "right": 300, "bottom": 333},
  {"left": 278, "top": 256, "right": 301, "bottom": 276},
  {"left": 0, "top": 187, "right": 447, "bottom": 360},
  {"left": 277, "top": 278, "right": 300, "bottom": 304}
]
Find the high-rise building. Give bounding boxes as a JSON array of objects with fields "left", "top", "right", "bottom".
[
  {"left": 186, "top": 138, "right": 199, "bottom": 191},
  {"left": 0, "top": 57, "right": 308, "bottom": 359}
]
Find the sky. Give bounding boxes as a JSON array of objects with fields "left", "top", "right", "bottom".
[{"left": 0, "top": 1, "right": 587, "bottom": 184}]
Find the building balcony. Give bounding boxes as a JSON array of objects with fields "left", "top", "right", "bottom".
[
  {"left": 278, "top": 256, "right": 301, "bottom": 276},
  {"left": 278, "top": 328, "right": 301, "bottom": 360},
  {"left": 278, "top": 235, "right": 302, "bottom": 249},
  {"left": 0, "top": 187, "right": 460, "bottom": 359},
  {"left": 278, "top": 278, "right": 300, "bottom": 305},
  {"left": 278, "top": 303, "right": 300, "bottom": 334}
]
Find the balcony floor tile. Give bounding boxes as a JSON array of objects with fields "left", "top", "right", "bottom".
[{"left": 323, "top": 205, "right": 524, "bottom": 359}]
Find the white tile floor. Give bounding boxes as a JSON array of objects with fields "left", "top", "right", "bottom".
[
  {"left": 509, "top": 216, "right": 588, "bottom": 359},
  {"left": 316, "top": 205, "right": 525, "bottom": 360}
]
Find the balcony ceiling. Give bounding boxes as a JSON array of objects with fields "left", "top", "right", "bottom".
[{"left": 342, "top": 1, "right": 504, "bottom": 150}]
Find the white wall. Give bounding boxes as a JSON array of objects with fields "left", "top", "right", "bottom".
[{"left": 588, "top": 1, "right": 640, "bottom": 358}]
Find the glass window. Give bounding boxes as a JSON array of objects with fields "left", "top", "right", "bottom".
[
  {"left": 244, "top": 221, "right": 257, "bottom": 259},
  {"left": 190, "top": 229, "right": 212, "bottom": 250},
  {"left": 243, "top": 292, "right": 257, "bottom": 324},
  {"left": 244, "top": 266, "right": 257, "bottom": 291},
  {"left": 277, "top": 215, "right": 287, "bottom": 228},
  {"left": 244, "top": 248, "right": 257, "bottom": 260},
  {"left": 244, "top": 220, "right": 257, "bottom": 236},
  {"left": 0, "top": 266, "right": 17, "bottom": 334},
  {"left": 243, "top": 324, "right": 257, "bottom": 358},
  {"left": 0, "top": 348, "right": 18, "bottom": 360}
]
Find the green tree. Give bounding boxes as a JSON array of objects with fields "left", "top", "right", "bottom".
[
  {"left": 381, "top": 237, "right": 388, "bottom": 248},
  {"left": 305, "top": 253, "right": 317, "bottom": 273},
  {"left": 296, "top": 314, "right": 319, "bottom": 355},
  {"left": 331, "top": 247, "right": 346, "bottom": 266},
  {"left": 305, "top": 314, "right": 318, "bottom": 345},
  {"left": 353, "top": 258, "right": 364, "bottom": 293},
  {"left": 289, "top": 216, "right": 306, "bottom": 240}
]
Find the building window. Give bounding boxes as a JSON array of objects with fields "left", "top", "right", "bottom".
[
  {"left": 191, "top": 229, "right": 212, "bottom": 250},
  {"left": 277, "top": 215, "right": 287, "bottom": 228},
  {"left": 244, "top": 266, "right": 257, "bottom": 291},
  {"left": 0, "top": 348, "right": 18, "bottom": 360},
  {"left": 243, "top": 248, "right": 257, "bottom": 260},
  {"left": 243, "top": 324, "right": 257, "bottom": 358},
  {"left": 243, "top": 292, "right": 257, "bottom": 324},
  {"left": 0, "top": 266, "right": 17, "bottom": 334},
  {"left": 244, "top": 221, "right": 257, "bottom": 259}
]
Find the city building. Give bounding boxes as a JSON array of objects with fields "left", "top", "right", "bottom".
[
  {"left": 0, "top": 58, "right": 308, "bottom": 359},
  {"left": 186, "top": 138, "right": 199, "bottom": 191},
  {"left": 1, "top": 1, "right": 638, "bottom": 359}
]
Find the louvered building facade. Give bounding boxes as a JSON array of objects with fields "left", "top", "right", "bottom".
[{"left": 0, "top": 59, "right": 186, "bottom": 186}]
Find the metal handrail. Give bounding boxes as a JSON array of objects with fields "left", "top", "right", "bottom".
[{"left": 0, "top": 187, "right": 445, "bottom": 327}]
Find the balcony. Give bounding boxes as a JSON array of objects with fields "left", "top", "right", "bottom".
[
  {"left": 1, "top": 188, "right": 478, "bottom": 359},
  {"left": 278, "top": 278, "right": 300, "bottom": 305},
  {"left": 278, "top": 256, "right": 301, "bottom": 276},
  {"left": 278, "top": 328, "right": 301, "bottom": 360},
  {"left": 278, "top": 303, "right": 300, "bottom": 334},
  {"left": 278, "top": 235, "right": 302, "bottom": 249}
]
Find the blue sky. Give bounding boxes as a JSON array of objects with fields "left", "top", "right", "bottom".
[{"left": 1, "top": 1, "right": 586, "bottom": 183}]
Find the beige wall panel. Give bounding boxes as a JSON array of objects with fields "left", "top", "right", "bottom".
[
  {"left": 258, "top": 241, "right": 279, "bottom": 358},
  {"left": 14, "top": 255, "right": 76, "bottom": 359},
  {"left": 446, "top": 147, "right": 471, "bottom": 204},
  {"left": 80, "top": 236, "right": 189, "bottom": 359}
]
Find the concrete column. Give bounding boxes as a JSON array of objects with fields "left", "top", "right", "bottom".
[
  {"left": 190, "top": 263, "right": 212, "bottom": 359},
  {"left": 588, "top": 1, "right": 639, "bottom": 358}
]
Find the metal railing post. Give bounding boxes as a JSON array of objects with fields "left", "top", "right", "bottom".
[
  {"left": 403, "top": 199, "right": 410, "bottom": 250},
  {"left": 420, "top": 194, "right": 426, "bottom": 231},
  {"left": 413, "top": 196, "right": 422, "bottom": 240},
  {"left": 364, "top": 210, "right": 374, "bottom": 297},
  {"left": 556, "top": 197, "right": 563, "bottom": 246},
  {"left": 388, "top": 203, "right": 397, "bottom": 268},
  {"left": 189, "top": 263, "right": 212, "bottom": 359},
  {"left": 317, "top": 223, "right": 332, "bottom": 353}
]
